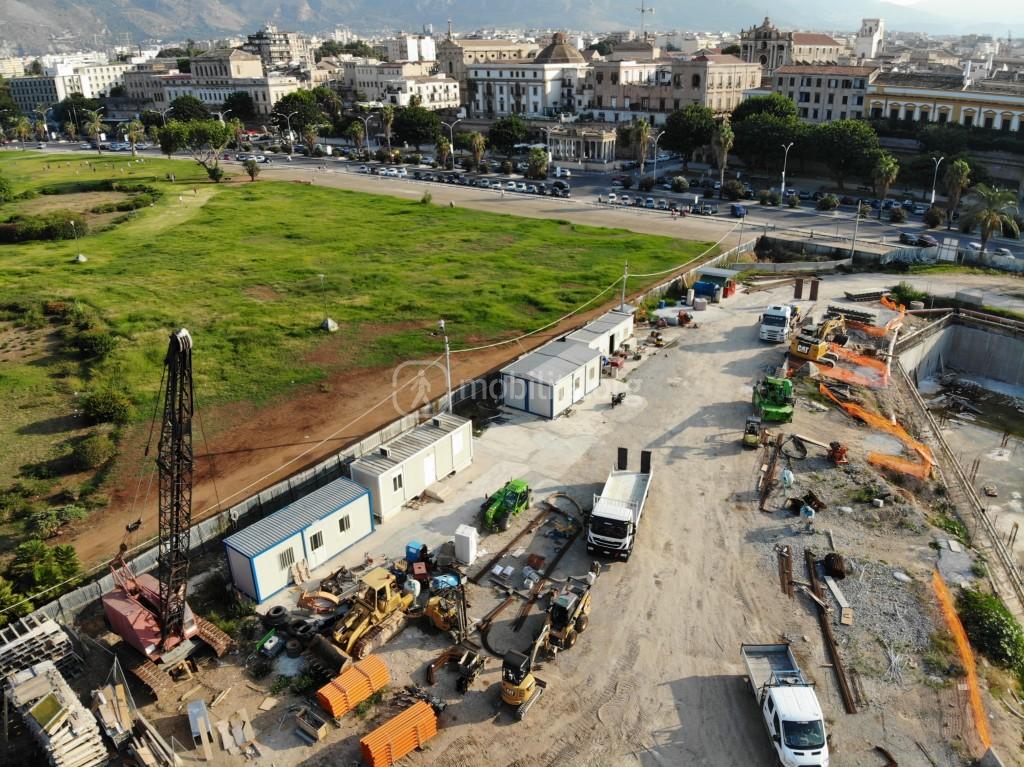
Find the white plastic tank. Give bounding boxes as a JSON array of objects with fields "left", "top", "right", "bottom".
[
  {"left": 686, "top": 288, "right": 695, "bottom": 306},
  {"left": 404, "top": 578, "right": 421, "bottom": 600},
  {"left": 454, "top": 524, "right": 479, "bottom": 565}
]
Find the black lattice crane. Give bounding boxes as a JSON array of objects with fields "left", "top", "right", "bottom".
[{"left": 156, "top": 328, "right": 194, "bottom": 650}]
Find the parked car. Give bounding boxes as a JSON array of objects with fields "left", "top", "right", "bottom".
[
  {"left": 395, "top": 167, "right": 408, "bottom": 178},
  {"left": 559, "top": 188, "right": 571, "bottom": 198},
  {"left": 730, "top": 204, "right": 747, "bottom": 218},
  {"left": 994, "top": 247, "right": 1014, "bottom": 257},
  {"left": 898, "top": 232, "right": 918, "bottom": 246},
  {"left": 553, "top": 166, "right": 572, "bottom": 178},
  {"left": 535, "top": 183, "right": 547, "bottom": 194},
  {"left": 357, "top": 165, "right": 369, "bottom": 173},
  {"left": 620, "top": 195, "right": 632, "bottom": 206},
  {"left": 695, "top": 204, "right": 719, "bottom": 215},
  {"left": 966, "top": 242, "right": 982, "bottom": 252},
  {"left": 916, "top": 235, "right": 939, "bottom": 247},
  {"left": 606, "top": 192, "right": 618, "bottom": 203},
  {"left": 797, "top": 190, "right": 811, "bottom": 200},
  {"left": 901, "top": 199, "right": 916, "bottom": 210},
  {"left": 645, "top": 197, "right": 656, "bottom": 208},
  {"left": 551, "top": 180, "right": 569, "bottom": 190},
  {"left": 490, "top": 181, "right": 503, "bottom": 190},
  {"left": 505, "top": 180, "right": 517, "bottom": 190},
  {"left": 526, "top": 184, "right": 538, "bottom": 194},
  {"left": 912, "top": 203, "right": 928, "bottom": 215},
  {"left": 657, "top": 199, "right": 669, "bottom": 210},
  {"left": 840, "top": 196, "right": 856, "bottom": 206},
  {"left": 516, "top": 182, "right": 527, "bottom": 192}
]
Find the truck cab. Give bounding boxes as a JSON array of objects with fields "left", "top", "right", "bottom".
[
  {"left": 761, "top": 686, "right": 829, "bottom": 767},
  {"left": 759, "top": 304, "right": 795, "bottom": 342}
]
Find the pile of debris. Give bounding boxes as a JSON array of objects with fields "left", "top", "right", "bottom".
[
  {"left": 4, "top": 660, "right": 107, "bottom": 767},
  {"left": 0, "top": 615, "right": 80, "bottom": 678}
]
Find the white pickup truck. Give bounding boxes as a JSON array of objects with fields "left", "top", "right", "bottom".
[
  {"left": 741, "top": 643, "right": 829, "bottom": 767},
  {"left": 585, "top": 448, "right": 652, "bottom": 561}
]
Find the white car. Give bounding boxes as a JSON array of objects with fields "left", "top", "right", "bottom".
[
  {"left": 505, "top": 181, "right": 517, "bottom": 190},
  {"left": 395, "top": 167, "right": 408, "bottom": 178},
  {"left": 516, "top": 182, "right": 527, "bottom": 192},
  {"left": 357, "top": 165, "right": 369, "bottom": 173},
  {"left": 490, "top": 181, "right": 503, "bottom": 190},
  {"left": 606, "top": 192, "right": 617, "bottom": 203},
  {"left": 993, "top": 247, "right": 1013, "bottom": 257},
  {"left": 965, "top": 242, "right": 982, "bottom": 252},
  {"left": 620, "top": 195, "right": 631, "bottom": 206},
  {"left": 553, "top": 166, "right": 572, "bottom": 179}
]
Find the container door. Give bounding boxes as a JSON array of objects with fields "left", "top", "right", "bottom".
[{"left": 424, "top": 452, "right": 436, "bottom": 486}]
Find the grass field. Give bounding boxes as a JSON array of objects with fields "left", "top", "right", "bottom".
[{"left": 0, "top": 151, "right": 712, "bottom": 515}]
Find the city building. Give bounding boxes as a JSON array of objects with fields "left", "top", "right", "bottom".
[
  {"left": 0, "top": 57, "right": 25, "bottom": 78},
  {"left": 739, "top": 17, "right": 841, "bottom": 81},
  {"left": 9, "top": 72, "right": 81, "bottom": 114},
  {"left": 242, "top": 23, "right": 315, "bottom": 72},
  {"left": 854, "top": 19, "right": 885, "bottom": 60},
  {"left": 466, "top": 33, "right": 587, "bottom": 118},
  {"left": 606, "top": 38, "right": 659, "bottom": 62},
  {"left": 587, "top": 54, "right": 761, "bottom": 124},
  {"left": 772, "top": 64, "right": 878, "bottom": 122},
  {"left": 351, "top": 60, "right": 434, "bottom": 100},
  {"left": 74, "top": 62, "right": 133, "bottom": 99},
  {"left": 122, "top": 59, "right": 181, "bottom": 109},
  {"left": 386, "top": 34, "right": 438, "bottom": 63},
  {"left": 382, "top": 74, "right": 460, "bottom": 109},
  {"left": 547, "top": 123, "right": 618, "bottom": 163},
  {"left": 163, "top": 49, "right": 303, "bottom": 117},
  {"left": 867, "top": 71, "right": 1024, "bottom": 130},
  {"left": 437, "top": 36, "right": 537, "bottom": 105}
]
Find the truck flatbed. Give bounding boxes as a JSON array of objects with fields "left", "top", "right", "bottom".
[
  {"left": 741, "top": 643, "right": 805, "bottom": 690},
  {"left": 593, "top": 471, "right": 651, "bottom": 518}
]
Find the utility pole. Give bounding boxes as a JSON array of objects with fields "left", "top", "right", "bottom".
[
  {"left": 438, "top": 319, "right": 453, "bottom": 413},
  {"left": 620, "top": 261, "right": 629, "bottom": 311},
  {"left": 637, "top": 1, "right": 655, "bottom": 39},
  {"left": 780, "top": 142, "right": 794, "bottom": 199},
  {"left": 850, "top": 205, "right": 861, "bottom": 258},
  {"left": 930, "top": 155, "right": 945, "bottom": 206}
]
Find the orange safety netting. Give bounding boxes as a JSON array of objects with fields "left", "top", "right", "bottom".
[
  {"left": 819, "top": 383, "right": 934, "bottom": 478},
  {"left": 816, "top": 344, "right": 891, "bottom": 388},
  {"left": 845, "top": 297, "right": 906, "bottom": 337},
  {"left": 932, "top": 570, "right": 992, "bottom": 752}
]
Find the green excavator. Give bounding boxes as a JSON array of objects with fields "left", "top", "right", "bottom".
[{"left": 752, "top": 377, "right": 795, "bottom": 422}]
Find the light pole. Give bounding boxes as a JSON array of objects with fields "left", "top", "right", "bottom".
[
  {"left": 354, "top": 113, "right": 375, "bottom": 155},
  {"left": 441, "top": 118, "right": 461, "bottom": 169},
  {"left": 929, "top": 155, "right": 945, "bottom": 206},
  {"left": 780, "top": 142, "right": 794, "bottom": 199},
  {"left": 273, "top": 110, "right": 298, "bottom": 156},
  {"left": 438, "top": 319, "right": 453, "bottom": 414},
  {"left": 651, "top": 129, "right": 665, "bottom": 182},
  {"left": 541, "top": 125, "right": 555, "bottom": 163},
  {"left": 158, "top": 107, "right": 173, "bottom": 126},
  {"left": 212, "top": 109, "right": 232, "bottom": 124}
]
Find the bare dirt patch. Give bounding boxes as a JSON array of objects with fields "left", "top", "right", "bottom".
[
  {"left": 242, "top": 284, "right": 283, "bottom": 302},
  {"left": 0, "top": 323, "right": 61, "bottom": 364},
  {"left": 9, "top": 190, "right": 129, "bottom": 217}
]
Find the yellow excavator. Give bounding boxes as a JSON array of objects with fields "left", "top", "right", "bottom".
[
  {"left": 544, "top": 576, "right": 594, "bottom": 652},
  {"left": 500, "top": 624, "right": 550, "bottom": 720},
  {"left": 330, "top": 567, "right": 413, "bottom": 663},
  {"left": 788, "top": 314, "right": 849, "bottom": 367}
]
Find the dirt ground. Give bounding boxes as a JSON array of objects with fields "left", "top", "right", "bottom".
[{"left": 46, "top": 272, "right": 1022, "bottom": 767}]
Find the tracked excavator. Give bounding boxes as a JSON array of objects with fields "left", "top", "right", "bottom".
[
  {"left": 329, "top": 567, "right": 413, "bottom": 667},
  {"left": 788, "top": 314, "right": 849, "bottom": 367},
  {"left": 500, "top": 624, "right": 550, "bottom": 720}
]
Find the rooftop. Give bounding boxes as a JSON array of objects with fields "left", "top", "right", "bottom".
[
  {"left": 195, "top": 48, "right": 260, "bottom": 61},
  {"left": 349, "top": 414, "right": 470, "bottom": 477},
  {"left": 775, "top": 64, "right": 878, "bottom": 76},
  {"left": 223, "top": 476, "right": 367, "bottom": 558},
  {"left": 872, "top": 71, "right": 965, "bottom": 90},
  {"left": 534, "top": 33, "right": 586, "bottom": 65},
  {"left": 792, "top": 33, "right": 841, "bottom": 47}
]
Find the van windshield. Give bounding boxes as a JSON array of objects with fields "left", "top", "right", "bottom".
[{"left": 782, "top": 720, "right": 825, "bottom": 750}]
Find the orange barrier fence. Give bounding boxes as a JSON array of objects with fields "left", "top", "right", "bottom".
[
  {"left": 845, "top": 296, "right": 906, "bottom": 338},
  {"left": 360, "top": 701, "right": 438, "bottom": 767},
  {"left": 316, "top": 655, "right": 390, "bottom": 718},
  {"left": 816, "top": 344, "right": 891, "bottom": 388},
  {"left": 819, "top": 384, "right": 934, "bottom": 478},
  {"left": 932, "top": 571, "right": 992, "bottom": 753}
]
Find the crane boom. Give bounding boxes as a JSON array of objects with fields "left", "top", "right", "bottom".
[{"left": 157, "top": 328, "right": 194, "bottom": 649}]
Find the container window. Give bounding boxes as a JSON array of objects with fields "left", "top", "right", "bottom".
[
  {"left": 278, "top": 547, "right": 295, "bottom": 571},
  {"left": 339, "top": 514, "right": 351, "bottom": 533},
  {"left": 310, "top": 532, "right": 324, "bottom": 551},
  {"left": 393, "top": 473, "right": 404, "bottom": 492}
]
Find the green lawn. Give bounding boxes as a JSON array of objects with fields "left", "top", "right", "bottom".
[{"left": 0, "top": 151, "right": 711, "bottom": 488}]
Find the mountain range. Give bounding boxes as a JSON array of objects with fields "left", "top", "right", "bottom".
[{"left": 0, "top": 0, "right": 1018, "bottom": 55}]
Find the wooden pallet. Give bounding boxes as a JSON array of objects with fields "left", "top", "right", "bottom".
[{"left": 195, "top": 617, "right": 232, "bottom": 657}]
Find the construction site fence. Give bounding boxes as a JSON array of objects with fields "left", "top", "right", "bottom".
[
  {"left": 895, "top": 361, "right": 1024, "bottom": 615},
  {"left": 28, "top": 381, "right": 483, "bottom": 625},
  {"left": 637, "top": 238, "right": 757, "bottom": 302},
  {"left": 746, "top": 257, "right": 853, "bottom": 273},
  {"left": 895, "top": 308, "right": 1024, "bottom": 356}
]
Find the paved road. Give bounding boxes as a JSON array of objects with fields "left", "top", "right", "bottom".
[{"left": 15, "top": 142, "right": 1023, "bottom": 255}]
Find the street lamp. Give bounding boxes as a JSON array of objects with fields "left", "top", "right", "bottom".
[
  {"left": 541, "top": 125, "right": 555, "bottom": 162},
  {"left": 651, "top": 129, "right": 666, "bottom": 182},
  {"left": 780, "top": 142, "right": 794, "bottom": 199},
  {"left": 354, "top": 113, "right": 375, "bottom": 154},
  {"left": 212, "top": 109, "right": 232, "bottom": 124},
  {"left": 930, "top": 155, "right": 945, "bottom": 206},
  {"left": 440, "top": 118, "right": 461, "bottom": 169},
  {"left": 438, "top": 319, "right": 453, "bottom": 414},
  {"left": 158, "top": 107, "right": 173, "bottom": 126},
  {"left": 273, "top": 110, "right": 298, "bottom": 156}
]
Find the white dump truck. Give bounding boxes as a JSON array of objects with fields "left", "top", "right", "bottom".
[
  {"left": 585, "top": 448, "right": 652, "bottom": 561},
  {"left": 758, "top": 304, "right": 800, "bottom": 342},
  {"left": 741, "top": 643, "right": 829, "bottom": 767}
]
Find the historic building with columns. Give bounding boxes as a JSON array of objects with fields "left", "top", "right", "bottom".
[{"left": 867, "top": 72, "right": 1024, "bottom": 131}]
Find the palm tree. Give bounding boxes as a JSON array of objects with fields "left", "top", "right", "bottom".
[
  {"left": 942, "top": 159, "right": 971, "bottom": 231},
  {"left": 380, "top": 105, "right": 394, "bottom": 153},
  {"left": 468, "top": 131, "right": 486, "bottom": 169},
  {"left": 125, "top": 118, "right": 144, "bottom": 157},
  {"left": 301, "top": 124, "right": 321, "bottom": 155},
  {"left": 961, "top": 185, "right": 1020, "bottom": 253},
  {"left": 436, "top": 136, "right": 451, "bottom": 169},
  {"left": 14, "top": 116, "right": 31, "bottom": 145},
  {"left": 83, "top": 109, "right": 105, "bottom": 155},
  {"left": 634, "top": 119, "right": 651, "bottom": 176},
  {"left": 871, "top": 152, "right": 899, "bottom": 220},
  {"left": 711, "top": 117, "right": 734, "bottom": 192},
  {"left": 64, "top": 121, "right": 77, "bottom": 141},
  {"left": 346, "top": 121, "right": 365, "bottom": 153}
]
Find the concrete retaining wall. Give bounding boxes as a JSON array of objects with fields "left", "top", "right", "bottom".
[{"left": 901, "top": 320, "right": 1024, "bottom": 388}]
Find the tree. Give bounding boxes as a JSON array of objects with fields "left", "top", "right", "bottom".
[
  {"left": 812, "top": 120, "right": 881, "bottom": 190},
  {"left": 731, "top": 92, "right": 798, "bottom": 124},
  {"left": 109, "top": 84, "right": 126, "bottom": 97},
  {"left": 871, "top": 151, "right": 899, "bottom": 218},
  {"left": 312, "top": 86, "right": 342, "bottom": 121},
  {"left": 125, "top": 118, "right": 145, "bottom": 157},
  {"left": 943, "top": 158, "right": 972, "bottom": 230},
  {"left": 82, "top": 109, "right": 105, "bottom": 154},
  {"left": 315, "top": 40, "right": 346, "bottom": 61},
  {"left": 64, "top": 121, "right": 77, "bottom": 140},
  {"left": 527, "top": 146, "right": 548, "bottom": 179},
  {"left": 9, "top": 539, "right": 49, "bottom": 587},
  {"left": 633, "top": 119, "right": 651, "bottom": 175},
  {"left": 168, "top": 95, "right": 210, "bottom": 122},
  {"left": 488, "top": 115, "right": 527, "bottom": 158},
  {"left": 272, "top": 90, "right": 323, "bottom": 134},
  {"left": 710, "top": 117, "right": 734, "bottom": 191},
  {"left": 0, "top": 575, "right": 30, "bottom": 627},
  {"left": 961, "top": 185, "right": 1021, "bottom": 252},
  {"left": 722, "top": 44, "right": 741, "bottom": 56},
  {"left": 380, "top": 105, "right": 394, "bottom": 152},
  {"left": 0, "top": 75, "right": 16, "bottom": 117},
  {"left": 662, "top": 105, "right": 714, "bottom": 168},
  {"left": 346, "top": 120, "right": 365, "bottom": 150},
  {"left": 587, "top": 39, "right": 614, "bottom": 56},
  {"left": 13, "top": 116, "right": 31, "bottom": 144},
  {"left": 393, "top": 105, "right": 440, "bottom": 150},
  {"left": 52, "top": 545, "right": 80, "bottom": 580},
  {"left": 159, "top": 119, "right": 235, "bottom": 182},
  {"left": 671, "top": 176, "right": 688, "bottom": 192},
  {"left": 26, "top": 59, "right": 44, "bottom": 76},
  {"left": 33, "top": 106, "right": 49, "bottom": 141},
  {"left": 0, "top": 174, "right": 12, "bottom": 204},
  {"left": 301, "top": 125, "right": 322, "bottom": 154},
  {"left": 243, "top": 158, "right": 260, "bottom": 181},
  {"left": 53, "top": 93, "right": 101, "bottom": 131},
  {"left": 468, "top": 131, "right": 486, "bottom": 169},
  {"left": 222, "top": 91, "right": 256, "bottom": 123},
  {"left": 435, "top": 136, "right": 451, "bottom": 169}
]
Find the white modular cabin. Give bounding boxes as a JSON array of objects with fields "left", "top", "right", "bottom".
[
  {"left": 223, "top": 476, "right": 373, "bottom": 603},
  {"left": 500, "top": 338, "right": 602, "bottom": 419},
  {"left": 565, "top": 307, "right": 635, "bottom": 355},
  {"left": 349, "top": 413, "right": 474, "bottom": 522}
]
